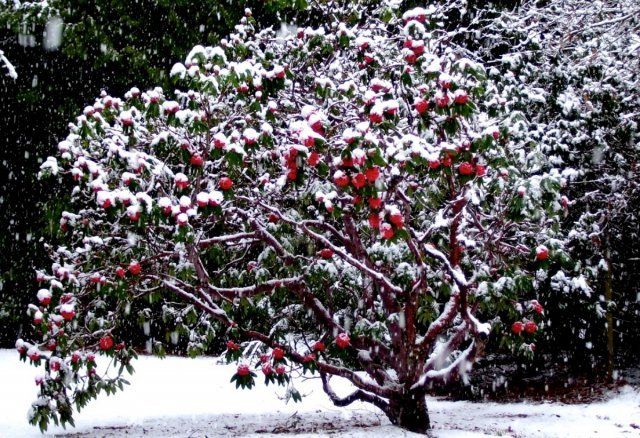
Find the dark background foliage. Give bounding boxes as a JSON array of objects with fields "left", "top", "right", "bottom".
[{"left": 0, "top": 0, "right": 305, "bottom": 348}]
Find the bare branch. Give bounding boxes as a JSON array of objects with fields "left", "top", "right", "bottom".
[{"left": 320, "top": 372, "right": 391, "bottom": 416}]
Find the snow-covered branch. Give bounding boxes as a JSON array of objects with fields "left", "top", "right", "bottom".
[{"left": 206, "top": 276, "right": 304, "bottom": 299}]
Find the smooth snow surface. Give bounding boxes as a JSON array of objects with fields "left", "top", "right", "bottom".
[{"left": 1, "top": 349, "right": 639, "bottom": 437}]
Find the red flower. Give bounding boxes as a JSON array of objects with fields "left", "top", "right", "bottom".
[
  {"left": 341, "top": 157, "right": 354, "bottom": 167},
  {"left": 60, "top": 306, "right": 76, "bottom": 321},
  {"left": 411, "top": 41, "right": 425, "bottom": 56},
  {"left": 336, "top": 333, "right": 351, "bottom": 349},
  {"left": 414, "top": 99, "right": 429, "bottom": 114},
  {"left": 45, "top": 339, "right": 57, "bottom": 351},
  {"left": 219, "top": 177, "right": 233, "bottom": 190},
  {"left": 368, "top": 197, "right": 382, "bottom": 210},
  {"left": 115, "top": 267, "right": 126, "bottom": 278},
  {"left": 33, "top": 311, "right": 42, "bottom": 325},
  {"left": 475, "top": 164, "right": 486, "bottom": 177},
  {"left": 380, "top": 222, "right": 394, "bottom": 239},
  {"left": 310, "top": 119, "right": 324, "bottom": 134},
  {"left": 319, "top": 249, "right": 334, "bottom": 259},
  {"left": 439, "top": 77, "right": 452, "bottom": 89},
  {"left": 368, "top": 214, "right": 381, "bottom": 229},
  {"left": 389, "top": 212, "right": 404, "bottom": 228},
  {"left": 262, "top": 363, "right": 273, "bottom": 375},
  {"left": 37, "top": 291, "right": 51, "bottom": 306},
  {"left": 307, "top": 151, "right": 320, "bottom": 167},
  {"left": 365, "top": 167, "right": 380, "bottom": 183},
  {"left": 352, "top": 173, "right": 367, "bottom": 189},
  {"left": 531, "top": 301, "right": 544, "bottom": 314},
  {"left": 99, "top": 335, "right": 114, "bottom": 351},
  {"left": 369, "top": 112, "right": 383, "bottom": 124},
  {"left": 190, "top": 154, "right": 204, "bottom": 167},
  {"left": 128, "top": 261, "right": 141, "bottom": 276},
  {"left": 454, "top": 91, "right": 468, "bottom": 105},
  {"left": 237, "top": 364, "right": 250, "bottom": 376},
  {"left": 28, "top": 350, "right": 40, "bottom": 362},
  {"left": 511, "top": 321, "right": 524, "bottom": 335},
  {"left": 275, "top": 364, "right": 286, "bottom": 375},
  {"left": 127, "top": 209, "right": 141, "bottom": 222},
  {"left": 524, "top": 321, "right": 538, "bottom": 334},
  {"left": 226, "top": 340, "right": 240, "bottom": 351},
  {"left": 458, "top": 162, "right": 474, "bottom": 176},
  {"left": 272, "top": 347, "right": 285, "bottom": 360},
  {"left": 436, "top": 93, "right": 450, "bottom": 108},
  {"left": 214, "top": 137, "right": 227, "bottom": 149},
  {"left": 312, "top": 341, "right": 325, "bottom": 352},
  {"left": 334, "top": 171, "right": 350, "bottom": 188},
  {"left": 175, "top": 177, "right": 189, "bottom": 190},
  {"left": 535, "top": 245, "right": 549, "bottom": 261}
]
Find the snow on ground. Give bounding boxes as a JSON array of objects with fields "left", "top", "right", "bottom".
[{"left": 1, "top": 349, "right": 639, "bottom": 437}]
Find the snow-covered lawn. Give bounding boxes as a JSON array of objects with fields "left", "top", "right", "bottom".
[{"left": 1, "top": 349, "right": 638, "bottom": 437}]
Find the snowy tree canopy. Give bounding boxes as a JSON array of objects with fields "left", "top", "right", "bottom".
[{"left": 15, "top": 0, "right": 576, "bottom": 433}]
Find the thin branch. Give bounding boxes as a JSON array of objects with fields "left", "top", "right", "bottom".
[
  {"left": 198, "top": 232, "right": 257, "bottom": 248},
  {"left": 206, "top": 276, "right": 304, "bottom": 299}
]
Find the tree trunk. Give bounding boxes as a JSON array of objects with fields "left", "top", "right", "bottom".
[{"left": 387, "top": 393, "right": 431, "bottom": 433}]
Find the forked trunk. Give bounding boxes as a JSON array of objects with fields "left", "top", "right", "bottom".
[{"left": 387, "top": 392, "right": 431, "bottom": 434}]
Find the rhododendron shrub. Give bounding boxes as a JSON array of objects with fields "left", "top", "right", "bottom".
[{"left": 20, "top": 2, "right": 562, "bottom": 433}]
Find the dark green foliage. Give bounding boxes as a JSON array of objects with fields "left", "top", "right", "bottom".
[{"left": 0, "top": 0, "right": 303, "bottom": 348}]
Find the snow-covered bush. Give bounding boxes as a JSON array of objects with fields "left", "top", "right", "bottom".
[
  {"left": 456, "top": 0, "right": 640, "bottom": 371},
  {"left": 18, "top": 2, "right": 564, "bottom": 433}
]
